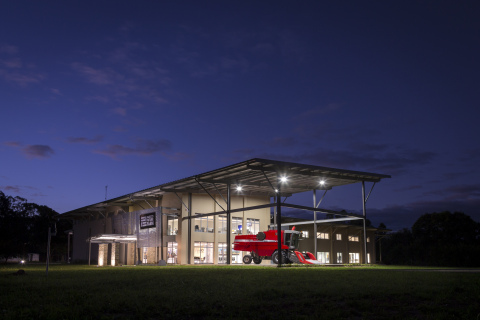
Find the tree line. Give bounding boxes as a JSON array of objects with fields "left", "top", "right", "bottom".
[
  {"left": 378, "top": 211, "right": 480, "bottom": 267},
  {"left": 0, "top": 191, "right": 71, "bottom": 263}
]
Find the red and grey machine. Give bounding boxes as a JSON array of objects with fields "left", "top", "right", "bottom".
[{"left": 233, "top": 227, "right": 321, "bottom": 264}]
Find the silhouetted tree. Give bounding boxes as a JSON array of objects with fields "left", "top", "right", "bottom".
[
  {"left": 0, "top": 191, "right": 71, "bottom": 262},
  {"left": 382, "top": 211, "right": 480, "bottom": 267}
]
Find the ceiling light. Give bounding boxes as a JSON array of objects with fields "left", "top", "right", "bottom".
[
  {"left": 319, "top": 180, "right": 325, "bottom": 185},
  {"left": 236, "top": 186, "right": 242, "bottom": 191},
  {"left": 280, "top": 176, "right": 287, "bottom": 183}
]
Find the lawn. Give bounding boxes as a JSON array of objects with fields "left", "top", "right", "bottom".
[{"left": 1, "top": 264, "right": 479, "bottom": 319}]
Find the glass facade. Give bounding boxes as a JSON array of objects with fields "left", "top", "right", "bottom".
[
  {"left": 232, "top": 217, "right": 242, "bottom": 234},
  {"left": 246, "top": 218, "right": 259, "bottom": 235},
  {"left": 167, "top": 242, "right": 177, "bottom": 264},
  {"left": 194, "top": 242, "right": 213, "bottom": 264},
  {"left": 218, "top": 215, "right": 227, "bottom": 233},
  {"left": 167, "top": 216, "right": 178, "bottom": 235},
  {"left": 194, "top": 216, "right": 214, "bottom": 233},
  {"left": 218, "top": 243, "right": 227, "bottom": 264},
  {"left": 317, "top": 252, "right": 330, "bottom": 263}
]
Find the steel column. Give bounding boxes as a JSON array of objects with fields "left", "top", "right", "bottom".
[
  {"left": 188, "top": 193, "right": 192, "bottom": 265},
  {"left": 362, "top": 181, "right": 368, "bottom": 264},
  {"left": 276, "top": 183, "right": 282, "bottom": 267},
  {"left": 313, "top": 189, "right": 317, "bottom": 257},
  {"left": 227, "top": 183, "right": 231, "bottom": 265}
]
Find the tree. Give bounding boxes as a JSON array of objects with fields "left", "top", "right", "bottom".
[
  {"left": 382, "top": 211, "right": 480, "bottom": 267},
  {"left": 0, "top": 191, "right": 71, "bottom": 263}
]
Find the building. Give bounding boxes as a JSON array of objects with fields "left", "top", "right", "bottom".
[{"left": 62, "top": 158, "right": 390, "bottom": 266}]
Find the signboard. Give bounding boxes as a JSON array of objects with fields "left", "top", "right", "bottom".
[{"left": 139, "top": 212, "right": 156, "bottom": 229}]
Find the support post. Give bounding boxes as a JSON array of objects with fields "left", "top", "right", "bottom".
[
  {"left": 67, "top": 231, "right": 71, "bottom": 264},
  {"left": 46, "top": 227, "right": 51, "bottom": 276},
  {"left": 276, "top": 184, "right": 282, "bottom": 267},
  {"left": 160, "top": 207, "right": 164, "bottom": 261},
  {"left": 88, "top": 238, "right": 91, "bottom": 266},
  {"left": 227, "top": 183, "right": 231, "bottom": 265},
  {"left": 313, "top": 189, "right": 317, "bottom": 257},
  {"left": 362, "top": 181, "right": 368, "bottom": 264},
  {"left": 188, "top": 193, "right": 192, "bottom": 265}
]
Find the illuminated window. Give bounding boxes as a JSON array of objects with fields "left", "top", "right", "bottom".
[
  {"left": 218, "top": 243, "right": 227, "bottom": 264},
  {"left": 367, "top": 253, "right": 371, "bottom": 264},
  {"left": 302, "top": 231, "right": 309, "bottom": 238},
  {"left": 336, "top": 252, "right": 343, "bottom": 263},
  {"left": 349, "top": 252, "right": 360, "bottom": 263},
  {"left": 167, "top": 216, "right": 178, "bottom": 235},
  {"left": 232, "top": 217, "right": 242, "bottom": 234},
  {"left": 218, "top": 215, "right": 227, "bottom": 233},
  {"left": 317, "top": 232, "right": 329, "bottom": 239},
  {"left": 317, "top": 252, "right": 330, "bottom": 263},
  {"left": 194, "top": 216, "right": 214, "bottom": 233},
  {"left": 167, "top": 242, "right": 177, "bottom": 264},
  {"left": 336, "top": 233, "right": 342, "bottom": 240},
  {"left": 367, "top": 237, "right": 370, "bottom": 242},
  {"left": 246, "top": 218, "right": 259, "bottom": 235},
  {"left": 194, "top": 242, "right": 213, "bottom": 264},
  {"left": 348, "top": 235, "right": 359, "bottom": 242}
]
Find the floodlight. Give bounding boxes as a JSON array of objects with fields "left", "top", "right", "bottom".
[
  {"left": 236, "top": 186, "right": 242, "bottom": 191},
  {"left": 319, "top": 180, "right": 325, "bottom": 186},
  {"left": 280, "top": 176, "right": 287, "bottom": 183}
]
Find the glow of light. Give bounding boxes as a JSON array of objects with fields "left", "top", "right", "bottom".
[
  {"left": 236, "top": 186, "right": 242, "bottom": 191},
  {"left": 280, "top": 176, "right": 287, "bottom": 183},
  {"left": 319, "top": 180, "right": 325, "bottom": 186},
  {"left": 20, "top": 260, "right": 25, "bottom": 264},
  {"left": 275, "top": 189, "right": 279, "bottom": 193}
]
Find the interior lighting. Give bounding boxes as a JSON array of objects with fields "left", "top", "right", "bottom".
[
  {"left": 319, "top": 180, "right": 325, "bottom": 186},
  {"left": 236, "top": 186, "right": 242, "bottom": 191},
  {"left": 280, "top": 176, "right": 288, "bottom": 183}
]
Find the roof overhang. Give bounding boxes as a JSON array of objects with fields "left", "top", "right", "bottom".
[{"left": 62, "top": 158, "right": 391, "bottom": 218}]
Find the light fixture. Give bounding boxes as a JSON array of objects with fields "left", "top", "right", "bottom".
[
  {"left": 280, "top": 176, "right": 287, "bottom": 183},
  {"left": 319, "top": 180, "right": 325, "bottom": 186},
  {"left": 236, "top": 186, "right": 242, "bottom": 191},
  {"left": 275, "top": 189, "right": 279, "bottom": 193}
]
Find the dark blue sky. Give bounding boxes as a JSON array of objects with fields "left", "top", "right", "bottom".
[{"left": 1, "top": 1, "right": 479, "bottom": 230}]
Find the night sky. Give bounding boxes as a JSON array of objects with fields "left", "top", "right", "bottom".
[{"left": 1, "top": 1, "right": 479, "bottom": 231}]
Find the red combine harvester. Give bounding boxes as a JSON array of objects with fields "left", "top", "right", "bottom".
[{"left": 233, "top": 227, "right": 321, "bottom": 265}]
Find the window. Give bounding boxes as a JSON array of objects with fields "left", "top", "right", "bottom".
[
  {"left": 317, "top": 252, "right": 330, "bottom": 263},
  {"left": 167, "top": 216, "right": 178, "bottom": 235},
  {"left": 367, "top": 253, "right": 371, "bottom": 264},
  {"left": 302, "top": 231, "right": 309, "bottom": 238},
  {"left": 348, "top": 235, "right": 359, "bottom": 242},
  {"left": 336, "top": 252, "right": 343, "bottom": 263},
  {"left": 218, "top": 215, "right": 227, "bottom": 233},
  {"left": 232, "top": 248, "right": 242, "bottom": 264},
  {"left": 232, "top": 217, "right": 242, "bottom": 234},
  {"left": 336, "top": 233, "right": 342, "bottom": 241},
  {"left": 246, "top": 218, "right": 259, "bottom": 235},
  {"left": 167, "top": 242, "right": 177, "bottom": 264},
  {"left": 349, "top": 252, "right": 360, "bottom": 263},
  {"left": 194, "top": 242, "right": 213, "bottom": 264},
  {"left": 194, "top": 216, "right": 214, "bottom": 233},
  {"left": 367, "top": 237, "right": 370, "bottom": 242},
  {"left": 142, "top": 247, "right": 148, "bottom": 264},
  {"left": 317, "top": 232, "right": 329, "bottom": 239},
  {"left": 218, "top": 243, "right": 227, "bottom": 264}
]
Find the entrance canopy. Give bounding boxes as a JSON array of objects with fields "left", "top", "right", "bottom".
[
  {"left": 89, "top": 234, "right": 137, "bottom": 243},
  {"left": 63, "top": 158, "right": 391, "bottom": 217}
]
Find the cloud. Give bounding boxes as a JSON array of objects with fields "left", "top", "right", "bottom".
[
  {"left": 0, "top": 44, "right": 18, "bottom": 54},
  {"left": 112, "top": 107, "right": 127, "bottom": 116},
  {"left": 71, "top": 62, "right": 118, "bottom": 85},
  {"left": 93, "top": 138, "right": 172, "bottom": 159},
  {"left": 66, "top": 135, "right": 103, "bottom": 144},
  {"left": 0, "top": 69, "right": 45, "bottom": 86},
  {"left": 4, "top": 142, "right": 55, "bottom": 159},
  {"left": 23, "top": 145, "right": 55, "bottom": 159},
  {"left": 0, "top": 185, "right": 46, "bottom": 197}
]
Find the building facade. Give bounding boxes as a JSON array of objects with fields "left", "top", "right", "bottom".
[{"left": 63, "top": 158, "right": 390, "bottom": 266}]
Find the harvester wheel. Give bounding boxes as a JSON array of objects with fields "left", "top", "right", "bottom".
[
  {"left": 272, "top": 251, "right": 279, "bottom": 264},
  {"left": 253, "top": 256, "right": 262, "bottom": 264},
  {"left": 243, "top": 255, "right": 253, "bottom": 264}
]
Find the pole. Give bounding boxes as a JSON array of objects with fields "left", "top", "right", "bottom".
[
  {"left": 362, "top": 181, "right": 368, "bottom": 264},
  {"left": 313, "top": 189, "right": 317, "bottom": 257},
  {"left": 227, "top": 183, "right": 231, "bottom": 265},
  {"left": 46, "top": 227, "right": 51, "bottom": 276},
  {"left": 276, "top": 183, "right": 282, "bottom": 267}
]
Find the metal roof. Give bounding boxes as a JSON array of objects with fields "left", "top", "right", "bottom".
[{"left": 62, "top": 158, "right": 390, "bottom": 217}]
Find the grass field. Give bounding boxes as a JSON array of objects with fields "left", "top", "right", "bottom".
[{"left": 1, "top": 264, "right": 479, "bottom": 319}]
